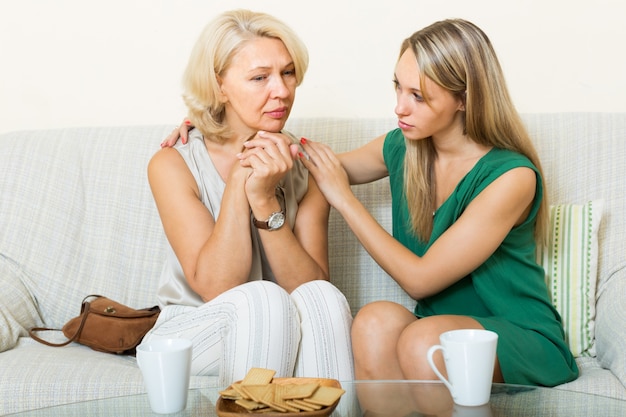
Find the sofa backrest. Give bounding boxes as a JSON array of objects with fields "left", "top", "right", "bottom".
[
  {"left": 0, "top": 126, "right": 170, "bottom": 327},
  {"left": 520, "top": 114, "right": 625, "bottom": 300},
  {"left": 0, "top": 114, "right": 623, "bottom": 328}
]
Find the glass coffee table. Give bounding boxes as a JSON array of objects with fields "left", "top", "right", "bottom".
[{"left": 5, "top": 381, "right": 625, "bottom": 416}]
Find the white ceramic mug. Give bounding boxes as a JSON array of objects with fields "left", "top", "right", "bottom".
[
  {"left": 452, "top": 403, "right": 493, "bottom": 417},
  {"left": 136, "top": 338, "right": 193, "bottom": 414},
  {"left": 426, "top": 329, "right": 498, "bottom": 406}
]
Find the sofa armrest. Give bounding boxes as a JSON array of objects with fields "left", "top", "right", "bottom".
[
  {"left": 594, "top": 267, "right": 626, "bottom": 389},
  {"left": 0, "top": 255, "right": 43, "bottom": 352}
]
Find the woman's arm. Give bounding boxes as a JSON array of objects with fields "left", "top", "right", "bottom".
[
  {"left": 336, "top": 134, "right": 389, "bottom": 185},
  {"left": 239, "top": 132, "right": 330, "bottom": 292},
  {"left": 254, "top": 175, "right": 330, "bottom": 292},
  {"left": 351, "top": 167, "right": 536, "bottom": 299},
  {"left": 148, "top": 148, "right": 254, "bottom": 301},
  {"left": 301, "top": 139, "right": 536, "bottom": 299}
]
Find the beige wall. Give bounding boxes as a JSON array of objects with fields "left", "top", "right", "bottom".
[{"left": 1, "top": 0, "right": 624, "bottom": 134}]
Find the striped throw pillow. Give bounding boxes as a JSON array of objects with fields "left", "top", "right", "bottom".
[{"left": 537, "top": 200, "right": 603, "bottom": 357}]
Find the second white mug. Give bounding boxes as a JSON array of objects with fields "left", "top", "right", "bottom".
[{"left": 426, "top": 329, "right": 498, "bottom": 406}]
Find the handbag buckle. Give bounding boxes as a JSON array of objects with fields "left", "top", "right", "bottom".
[{"left": 104, "top": 306, "right": 116, "bottom": 314}]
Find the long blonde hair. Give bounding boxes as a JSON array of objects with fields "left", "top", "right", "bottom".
[
  {"left": 401, "top": 19, "right": 547, "bottom": 242},
  {"left": 182, "top": 9, "right": 309, "bottom": 143}
]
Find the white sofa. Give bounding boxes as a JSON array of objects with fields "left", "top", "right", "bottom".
[{"left": 0, "top": 114, "right": 624, "bottom": 415}]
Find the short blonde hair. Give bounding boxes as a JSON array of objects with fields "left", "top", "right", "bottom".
[{"left": 182, "top": 9, "right": 309, "bottom": 142}]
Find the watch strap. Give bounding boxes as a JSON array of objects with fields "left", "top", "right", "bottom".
[{"left": 252, "top": 210, "right": 284, "bottom": 230}]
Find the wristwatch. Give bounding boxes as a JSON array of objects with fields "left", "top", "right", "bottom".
[{"left": 253, "top": 210, "right": 285, "bottom": 231}]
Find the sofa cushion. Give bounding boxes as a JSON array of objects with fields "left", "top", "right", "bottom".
[
  {"left": 0, "top": 256, "right": 43, "bottom": 352},
  {"left": 558, "top": 356, "right": 626, "bottom": 400},
  {"left": 538, "top": 200, "right": 603, "bottom": 357},
  {"left": 0, "top": 337, "right": 218, "bottom": 415},
  {"left": 595, "top": 274, "right": 626, "bottom": 391}
]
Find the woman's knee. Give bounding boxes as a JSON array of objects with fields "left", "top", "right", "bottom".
[
  {"left": 352, "top": 301, "right": 412, "bottom": 338},
  {"left": 292, "top": 280, "right": 346, "bottom": 302},
  {"left": 396, "top": 315, "right": 484, "bottom": 379},
  {"left": 398, "top": 315, "right": 482, "bottom": 353},
  {"left": 397, "top": 319, "right": 440, "bottom": 357},
  {"left": 291, "top": 280, "right": 352, "bottom": 319},
  {"left": 233, "top": 281, "right": 294, "bottom": 313},
  {"left": 216, "top": 281, "right": 299, "bottom": 342}
]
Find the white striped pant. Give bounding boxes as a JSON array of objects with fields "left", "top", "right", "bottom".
[{"left": 143, "top": 280, "right": 354, "bottom": 386}]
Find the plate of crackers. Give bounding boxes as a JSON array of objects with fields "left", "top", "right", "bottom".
[{"left": 216, "top": 367, "right": 345, "bottom": 416}]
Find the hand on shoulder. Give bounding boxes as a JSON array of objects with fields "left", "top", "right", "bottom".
[{"left": 161, "top": 118, "right": 192, "bottom": 148}]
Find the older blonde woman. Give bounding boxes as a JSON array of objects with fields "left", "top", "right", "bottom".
[{"left": 144, "top": 9, "right": 353, "bottom": 386}]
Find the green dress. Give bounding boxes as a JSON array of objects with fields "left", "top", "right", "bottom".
[{"left": 383, "top": 129, "right": 578, "bottom": 386}]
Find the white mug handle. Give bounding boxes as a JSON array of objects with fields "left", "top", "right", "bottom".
[
  {"left": 135, "top": 344, "right": 145, "bottom": 371},
  {"left": 427, "top": 344, "right": 453, "bottom": 393}
]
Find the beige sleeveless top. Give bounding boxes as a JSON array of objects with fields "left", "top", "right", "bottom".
[{"left": 156, "top": 129, "right": 309, "bottom": 308}]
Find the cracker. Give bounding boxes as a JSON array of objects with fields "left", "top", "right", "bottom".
[
  {"left": 218, "top": 388, "right": 241, "bottom": 400},
  {"left": 242, "top": 384, "right": 272, "bottom": 403},
  {"left": 230, "top": 382, "right": 250, "bottom": 400},
  {"left": 219, "top": 368, "right": 345, "bottom": 413},
  {"left": 257, "top": 408, "right": 280, "bottom": 414},
  {"left": 291, "top": 398, "right": 323, "bottom": 410},
  {"left": 258, "top": 383, "right": 288, "bottom": 412},
  {"left": 282, "top": 382, "right": 319, "bottom": 399},
  {"left": 241, "top": 367, "right": 276, "bottom": 385},
  {"left": 259, "top": 398, "right": 288, "bottom": 412},
  {"left": 303, "top": 385, "right": 346, "bottom": 406},
  {"left": 235, "top": 398, "right": 266, "bottom": 411},
  {"left": 271, "top": 384, "right": 302, "bottom": 412},
  {"left": 286, "top": 399, "right": 318, "bottom": 411}
]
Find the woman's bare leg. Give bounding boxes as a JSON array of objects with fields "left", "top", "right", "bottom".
[
  {"left": 397, "top": 315, "right": 503, "bottom": 415},
  {"left": 353, "top": 307, "right": 504, "bottom": 416},
  {"left": 352, "top": 301, "right": 417, "bottom": 380},
  {"left": 396, "top": 314, "right": 503, "bottom": 382},
  {"left": 351, "top": 301, "right": 417, "bottom": 416}
]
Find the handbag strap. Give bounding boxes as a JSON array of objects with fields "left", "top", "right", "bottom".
[{"left": 28, "top": 295, "right": 97, "bottom": 347}]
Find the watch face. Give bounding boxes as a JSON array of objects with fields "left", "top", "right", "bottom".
[{"left": 268, "top": 212, "right": 285, "bottom": 230}]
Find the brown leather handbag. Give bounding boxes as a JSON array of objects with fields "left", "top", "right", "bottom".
[{"left": 29, "top": 294, "right": 160, "bottom": 354}]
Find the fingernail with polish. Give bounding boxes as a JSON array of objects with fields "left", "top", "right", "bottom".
[
  {"left": 298, "top": 147, "right": 310, "bottom": 160},
  {"left": 300, "top": 137, "right": 307, "bottom": 145}
]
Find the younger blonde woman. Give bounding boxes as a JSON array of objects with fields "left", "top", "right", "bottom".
[{"left": 300, "top": 18, "right": 577, "bottom": 387}]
